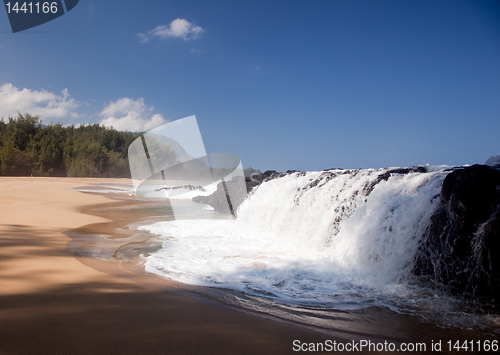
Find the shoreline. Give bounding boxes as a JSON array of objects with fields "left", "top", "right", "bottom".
[
  {"left": 2, "top": 177, "right": 497, "bottom": 354},
  {"left": 64, "top": 189, "right": 375, "bottom": 341},
  {"left": 0, "top": 176, "right": 354, "bottom": 355},
  {"left": 65, "top": 191, "right": 389, "bottom": 343},
  {"left": 66, "top": 182, "right": 499, "bottom": 346}
]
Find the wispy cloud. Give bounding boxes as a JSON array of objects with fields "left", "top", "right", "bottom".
[
  {"left": 138, "top": 18, "right": 205, "bottom": 43},
  {"left": 137, "top": 33, "right": 149, "bottom": 43},
  {"left": 99, "top": 97, "right": 167, "bottom": 132},
  {"left": 0, "top": 83, "right": 80, "bottom": 120}
]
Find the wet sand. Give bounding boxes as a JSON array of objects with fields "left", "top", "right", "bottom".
[
  {"left": 66, "top": 188, "right": 500, "bottom": 355},
  {"left": 0, "top": 177, "right": 365, "bottom": 355}
]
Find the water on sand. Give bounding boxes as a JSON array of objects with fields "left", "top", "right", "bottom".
[{"left": 67, "top": 177, "right": 500, "bottom": 346}]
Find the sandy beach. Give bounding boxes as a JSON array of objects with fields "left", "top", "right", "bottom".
[{"left": 0, "top": 177, "right": 350, "bottom": 355}]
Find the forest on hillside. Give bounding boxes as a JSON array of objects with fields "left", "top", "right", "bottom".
[
  {"left": 0, "top": 113, "right": 136, "bottom": 177},
  {"left": 0, "top": 113, "right": 261, "bottom": 179}
]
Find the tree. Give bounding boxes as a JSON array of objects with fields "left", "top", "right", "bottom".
[
  {"left": 0, "top": 113, "right": 137, "bottom": 177},
  {"left": 0, "top": 138, "right": 15, "bottom": 175}
]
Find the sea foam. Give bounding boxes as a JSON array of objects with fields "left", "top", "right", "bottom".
[{"left": 141, "top": 167, "right": 449, "bottom": 309}]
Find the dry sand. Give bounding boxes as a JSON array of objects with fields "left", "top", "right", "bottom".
[{"left": 0, "top": 177, "right": 353, "bottom": 355}]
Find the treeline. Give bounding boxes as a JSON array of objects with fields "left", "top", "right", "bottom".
[{"left": 0, "top": 113, "right": 136, "bottom": 177}]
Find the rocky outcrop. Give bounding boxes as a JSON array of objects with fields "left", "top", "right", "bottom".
[
  {"left": 192, "top": 170, "right": 297, "bottom": 214},
  {"left": 244, "top": 170, "right": 299, "bottom": 191},
  {"left": 363, "top": 166, "right": 428, "bottom": 195},
  {"left": 192, "top": 176, "right": 245, "bottom": 214},
  {"left": 194, "top": 163, "right": 500, "bottom": 306},
  {"left": 415, "top": 164, "right": 500, "bottom": 305}
]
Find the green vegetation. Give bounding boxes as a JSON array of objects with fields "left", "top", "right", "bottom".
[
  {"left": 0, "top": 113, "right": 260, "bottom": 179},
  {"left": 0, "top": 113, "right": 136, "bottom": 177}
]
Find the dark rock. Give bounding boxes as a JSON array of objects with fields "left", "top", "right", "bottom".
[
  {"left": 415, "top": 164, "right": 500, "bottom": 305},
  {"left": 364, "top": 166, "right": 428, "bottom": 195},
  {"left": 192, "top": 176, "right": 247, "bottom": 214},
  {"left": 193, "top": 170, "right": 300, "bottom": 214}
]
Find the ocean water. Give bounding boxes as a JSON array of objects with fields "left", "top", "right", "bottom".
[
  {"left": 71, "top": 181, "right": 219, "bottom": 199},
  {"left": 137, "top": 167, "right": 499, "bottom": 334},
  {"left": 71, "top": 183, "right": 135, "bottom": 195}
]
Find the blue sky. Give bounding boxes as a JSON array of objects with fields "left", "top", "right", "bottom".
[{"left": 1, "top": 0, "right": 499, "bottom": 171}]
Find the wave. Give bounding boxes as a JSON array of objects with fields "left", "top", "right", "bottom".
[{"left": 141, "top": 166, "right": 453, "bottom": 310}]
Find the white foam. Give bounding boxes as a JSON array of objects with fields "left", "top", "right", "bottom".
[
  {"left": 168, "top": 180, "right": 218, "bottom": 200},
  {"left": 71, "top": 184, "right": 135, "bottom": 195},
  {"left": 141, "top": 167, "right": 449, "bottom": 309}
]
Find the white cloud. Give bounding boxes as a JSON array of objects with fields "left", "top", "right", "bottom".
[
  {"left": 0, "top": 83, "right": 80, "bottom": 120},
  {"left": 138, "top": 18, "right": 205, "bottom": 43},
  {"left": 99, "top": 97, "right": 167, "bottom": 132}
]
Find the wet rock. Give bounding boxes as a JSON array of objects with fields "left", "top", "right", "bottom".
[
  {"left": 363, "top": 166, "right": 428, "bottom": 195},
  {"left": 193, "top": 170, "right": 297, "bottom": 213},
  {"left": 415, "top": 164, "right": 500, "bottom": 305},
  {"left": 192, "top": 176, "right": 248, "bottom": 214}
]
